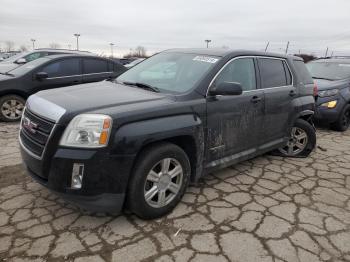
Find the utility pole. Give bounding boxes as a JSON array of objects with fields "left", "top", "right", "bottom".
[
  {"left": 204, "top": 39, "right": 212, "bottom": 48},
  {"left": 110, "top": 43, "right": 114, "bottom": 57},
  {"left": 265, "top": 42, "right": 270, "bottom": 52},
  {"left": 285, "top": 41, "right": 290, "bottom": 54},
  {"left": 325, "top": 47, "right": 329, "bottom": 57},
  {"left": 30, "top": 39, "right": 36, "bottom": 50},
  {"left": 74, "top": 34, "right": 80, "bottom": 50}
]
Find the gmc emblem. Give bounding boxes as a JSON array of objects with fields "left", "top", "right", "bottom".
[{"left": 23, "top": 117, "right": 38, "bottom": 134}]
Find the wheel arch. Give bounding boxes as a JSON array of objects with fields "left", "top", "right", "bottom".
[{"left": 112, "top": 115, "right": 205, "bottom": 184}]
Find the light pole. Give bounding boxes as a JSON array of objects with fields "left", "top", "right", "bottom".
[
  {"left": 110, "top": 43, "right": 114, "bottom": 57},
  {"left": 285, "top": 41, "right": 290, "bottom": 54},
  {"left": 205, "top": 39, "right": 212, "bottom": 48},
  {"left": 30, "top": 39, "right": 36, "bottom": 50},
  {"left": 74, "top": 34, "right": 80, "bottom": 50}
]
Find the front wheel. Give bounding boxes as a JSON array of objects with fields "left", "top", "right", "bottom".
[
  {"left": 127, "top": 142, "right": 190, "bottom": 219},
  {"left": 278, "top": 119, "right": 316, "bottom": 157},
  {"left": 331, "top": 104, "right": 350, "bottom": 132},
  {"left": 0, "top": 95, "right": 25, "bottom": 122}
]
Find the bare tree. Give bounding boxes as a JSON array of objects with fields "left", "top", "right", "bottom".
[
  {"left": 124, "top": 46, "right": 148, "bottom": 58},
  {"left": 4, "top": 41, "right": 15, "bottom": 52},
  {"left": 49, "top": 43, "right": 61, "bottom": 49},
  {"left": 135, "top": 46, "right": 147, "bottom": 57},
  {"left": 20, "top": 45, "right": 28, "bottom": 52}
]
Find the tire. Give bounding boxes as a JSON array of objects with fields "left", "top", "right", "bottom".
[
  {"left": 127, "top": 142, "right": 191, "bottom": 219},
  {"left": 278, "top": 119, "right": 316, "bottom": 158},
  {"left": 0, "top": 95, "right": 25, "bottom": 122},
  {"left": 331, "top": 104, "right": 350, "bottom": 132}
]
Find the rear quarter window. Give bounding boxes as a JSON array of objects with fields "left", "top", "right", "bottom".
[{"left": 293, "top": 60, "right": 314, "bottom": 84}]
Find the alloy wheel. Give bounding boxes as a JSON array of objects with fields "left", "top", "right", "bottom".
[
  {"left": 1, "top": 99, "right": 24, "bottom": 120},
  {"left": 279, "top": 127, "right": 308, "bottom": 156},
  {"left": 144, "top": 158, "right": 184, "bottom": 208}
]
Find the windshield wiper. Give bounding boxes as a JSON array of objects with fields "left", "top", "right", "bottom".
[
  {"left": 122, "top": 81, "right": 160, "bottom": 93},
  {"left": 313, "top": 77, "right": 334, "bottom": 81},
  {"left": 0, "top": 72, "right": 14, "bottom": 76}
]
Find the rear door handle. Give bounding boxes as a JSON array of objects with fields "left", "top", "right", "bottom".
[
  {"left": 251, "top": 96, "right": 262, "bottom": 103},
  {"left": 71, "top": 80, "right": 80, "bottom": 84},
  {"left": 289, "top": 90, "right": 297, "bottom": 97}
]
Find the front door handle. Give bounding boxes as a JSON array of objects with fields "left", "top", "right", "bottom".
[
  {"left": 289, "top": 90, "right": 297, "bottom": 97},
  {"left": 251, "top": 96, "right": 262, "bottom": 103}
]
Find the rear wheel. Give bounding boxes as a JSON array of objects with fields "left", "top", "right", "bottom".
[
  {"left": 278, "top": 119, "right": 316, "bottom": 157},
  {"left": 127, "top": 142, "right": 190, "bottom": 219},
  {"left": 0, "top": 95, "right": 25, "bottom": 122},
  {"left": 331, "top": 104, "right": 350, "bottom": 132}
]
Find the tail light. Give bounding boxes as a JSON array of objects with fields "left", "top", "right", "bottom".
[{"left": 313, "top": 83, "right": 318, "bottom": 97}]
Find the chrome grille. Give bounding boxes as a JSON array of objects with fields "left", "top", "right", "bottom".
[{"left": 20, "top": 109, "right": 55, "bottom": 158}]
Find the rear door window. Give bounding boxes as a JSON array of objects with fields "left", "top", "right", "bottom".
[
  {"left": 41, "top": 58, "right": 81, "bottom": 78},
  {"left": 259, "top": 58, "right": 291, "bottom": 88},
  {"left": 83, "top": 58, "right": 109, "bottom": 74},
  {"left": 294, "top": 60, "right": 314, "bottom": 84}
]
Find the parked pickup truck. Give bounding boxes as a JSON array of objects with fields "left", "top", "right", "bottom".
[{"left": 20, "top": 49, "right": 316, "bottom": 219}]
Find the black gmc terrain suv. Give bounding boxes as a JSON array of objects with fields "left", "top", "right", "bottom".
[
  {"left": 20, "top": 49, "right": 316, "bottom": 219},
  {"left": 307, "top": 57, "right": 350, "bottom": 131}
]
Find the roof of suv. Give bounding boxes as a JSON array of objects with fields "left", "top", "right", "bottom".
[
  {"left": 164, "top": 48, "right": 302, "bottom": 60},
  {"left": 38, "top": 54, "right": 108, "bottom": 60},
  {"left": 313, "top": 58, "right": 350, "bottom": 63},
  {"left": 34, "top": 48, "right": 93, "bottom": 54}
]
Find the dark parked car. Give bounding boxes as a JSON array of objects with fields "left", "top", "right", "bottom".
[
  {"left": 125, "top": 58, "right": 145, "bottom": 68},
  {"left": 20, "top": 49, "right": 316, "bottom": 219},
  {"left": 307, "top": 58, "right": 350, "bottom": 131},
  {"left": 0, "top": 54, "right": 126, "bottom": 121},
  {"left": 0, "top": 49, "right": 94, "bottom": 73}
]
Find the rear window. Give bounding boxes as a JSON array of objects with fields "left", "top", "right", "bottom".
[
  {"left": 258, "top": 58, "right": 292, "bottom": 88},
  {"left": 83, "top": 58, "right": 109, "bottom": 74},
  {"left": 294, "top": 60, "right": 314, "bottom": 84}
]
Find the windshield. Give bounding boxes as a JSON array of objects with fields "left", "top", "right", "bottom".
[
  {"left": 6, "top": 57, "right": 51, "bottom": 76},
  {"left": 306, "top": 61, "right": 350, "bottom": 80},
  {"left": 1, "top": 51, "right": 29, "bottom": 63},
  {"left": 117, "top": 52, "right": 219, "bottom": 93}
]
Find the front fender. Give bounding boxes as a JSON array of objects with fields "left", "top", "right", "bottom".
[{"left": 111, "top": 114, "right": 204, "bottom": 155}]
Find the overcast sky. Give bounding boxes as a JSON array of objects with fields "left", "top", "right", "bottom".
[{"left": 1, "top": 0, "right": 350, "bottom": 57}]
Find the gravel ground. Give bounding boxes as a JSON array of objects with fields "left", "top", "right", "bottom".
[{"left": 0, "top": 122, "right": 350, "bottom": 262}]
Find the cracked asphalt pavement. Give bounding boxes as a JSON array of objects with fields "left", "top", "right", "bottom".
[{"left": 1, "top": 122, "right": 350, "bottom": 262}]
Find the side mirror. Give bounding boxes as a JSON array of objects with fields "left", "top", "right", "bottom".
[
  {"left": 36, "top": 72, "right": 48, "bottom": 80},
  {"left": 16, "top": 58, "right": 27, "bottom": 64},
  {"left": 209, "top": 82, "right": 243, "bottom": 96}
]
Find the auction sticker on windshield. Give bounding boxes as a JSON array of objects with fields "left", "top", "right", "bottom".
[{"left": 193, "top": 56, "right": 219, "bottom": 63}]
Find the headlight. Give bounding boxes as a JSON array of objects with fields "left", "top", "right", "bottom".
[
  {"left": 318, "top": 89, "right": 339, "bottom": 98},
  {"left": 321, "top": 100, "right": 337, "bottom": 109},
  {"left": 60, "top": 114, "right": 112, "bottom": 148}
]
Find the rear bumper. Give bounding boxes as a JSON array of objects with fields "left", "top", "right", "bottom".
[{"left": 20, "top": 142, "right": 135, "bottom": 213}]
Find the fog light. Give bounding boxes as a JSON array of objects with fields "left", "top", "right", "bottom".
[{"left": 71, "top": 163, "right": 84, "bottom": 189}]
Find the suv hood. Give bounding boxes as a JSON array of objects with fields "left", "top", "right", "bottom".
[
  {"left": 314, "top": 78, "right": 350, "bottom": 91},
  {"left": 27, "top": 81, "right": 172, "bottom": 123}
]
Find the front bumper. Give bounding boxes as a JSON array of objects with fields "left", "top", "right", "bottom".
[
  {"left": 20, "top": 143, "right": 135, "bottom": 213},
  {"left": 314, "top": 96, "right": 345, "bottom": 123}
]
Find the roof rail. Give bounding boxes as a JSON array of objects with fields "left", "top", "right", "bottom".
[{"left": 35, "top": 48, "right": 91, "bottom": 53}]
